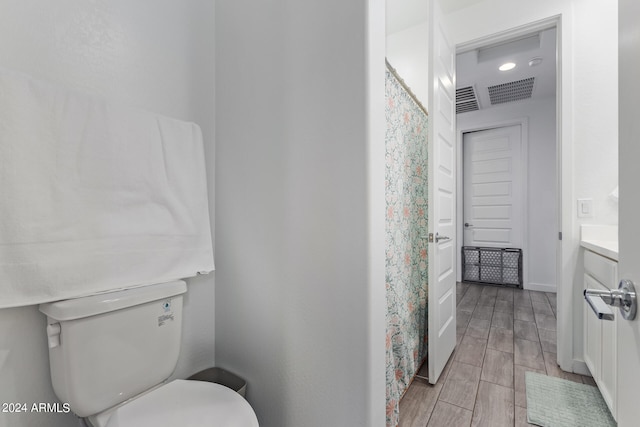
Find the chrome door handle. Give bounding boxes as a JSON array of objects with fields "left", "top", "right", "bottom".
[
  {"left": 584, "top": 290, "right": 615, "bottom": 320},
  {"left": 435, "top": 233, "right": 450, "bottom": 243},
  {"left": 584, "top": 279, "right": 637, "bottom": 321},
  {"left": 464, "top": 223, "right": 474, "bottom": 227},
  {"left": 617, "top": 279, "right": 637, "bottom": 320}
]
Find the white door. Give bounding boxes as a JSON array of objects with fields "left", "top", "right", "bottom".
[
  {"left": 616, "top": 0, "right": 640, "bottom": 425},
  {"left": 463, "top": 125, "right": 523, "bottom": 249},
  {"left": 427, "top": 0, "right": 457, "bottom": 384}
]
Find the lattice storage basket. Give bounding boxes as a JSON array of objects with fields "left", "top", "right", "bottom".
[{"left": 462, "top": 247, "right": 522, "bottom": 287}]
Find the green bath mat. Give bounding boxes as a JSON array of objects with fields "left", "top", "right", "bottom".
[{"left": 525, "top": 372, "right": 616, "bottom": 427}]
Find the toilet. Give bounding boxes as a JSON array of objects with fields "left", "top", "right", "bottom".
[{"left": 39, "top": 280, "right": 258, "bottom": 427}]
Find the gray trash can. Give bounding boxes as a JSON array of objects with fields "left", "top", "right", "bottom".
[{"left": 188, "top": 367, "right": 247, "bottom": 397}]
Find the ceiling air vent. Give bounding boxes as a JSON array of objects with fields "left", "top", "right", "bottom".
[
  {"left": 488, "top": 77, "right": 535, "bottom": 105},
  {"left": 456, "top": 86, "right": 479, "bottom": 114}
]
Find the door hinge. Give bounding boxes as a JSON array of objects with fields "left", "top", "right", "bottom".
[{"left": 559, "top": 232, "right": 563, "bottom": 241}]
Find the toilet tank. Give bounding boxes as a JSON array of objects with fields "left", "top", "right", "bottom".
[{"left": 39, "top": 281, "right": 187, "bottom": 418}]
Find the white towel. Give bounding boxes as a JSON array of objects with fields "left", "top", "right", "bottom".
[{"left": 0, "top": 67, "right": 214, "bottom": 308}]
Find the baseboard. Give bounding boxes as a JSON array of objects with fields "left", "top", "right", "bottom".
[
  {"left": 525, "top": 282, "right": 557, "bottom": 293},
  {"left": 572, "top": 359, "right": 591, "bottom": 376}
]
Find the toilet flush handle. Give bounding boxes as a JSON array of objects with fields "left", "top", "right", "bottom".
[{"left": 47, "top": 323, "right": 61, "bottom": 349}]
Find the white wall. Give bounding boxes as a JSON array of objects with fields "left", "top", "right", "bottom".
[
  {"left": 445, "top": 0, "right": 618, "bottom": 372},
  {"left": 386, "top": 22, "right": 429, "bottom": 106},
  {"left": 0, "top": 2, "right": 215, "bottom": 426},
  {"left": 457, "top": 97, "right": 557, "bottom": 291},
  {"left": 214, "top": 0, "right": 386, "bottom": 426}
]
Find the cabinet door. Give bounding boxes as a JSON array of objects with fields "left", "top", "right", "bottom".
[
  {"left": 600, "top": 311, "right": 616, "bottom": 417},
  {"left": 583, "top": 274, "right": 602, "bottom": 379},
  {"left": 584, "top": 271, "right": 617, "bottom": 420}
]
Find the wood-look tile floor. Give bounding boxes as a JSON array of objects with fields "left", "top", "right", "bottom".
[{"left": 398, "top": 282, "right": 596, "bottom": 427}]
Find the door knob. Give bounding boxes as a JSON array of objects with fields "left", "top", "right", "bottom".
[
  {"left": 435, "top": 233, "right": 450, "bottom": 243},
  {"left": 464, "top": 223, "right": 474, "bottom": 227},
  {"left": 428, "top": 233, "right": 452, "bottom": 243},
  {"left": 584, "top": 290, "right": 615, "bottom": 320},
  {"left": 584, "top": 279, "right": 637, "bottom": 321}
]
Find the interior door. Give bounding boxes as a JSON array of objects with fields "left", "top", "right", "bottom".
[
  {"left": 427, "top": 0, "right": 457, "bottom": 384},
  {"left": 463, "top": 125, "right": 523, "bottom": 249},
  {"left": 616, "top": 0, "right": 640, "bottom": 425}
]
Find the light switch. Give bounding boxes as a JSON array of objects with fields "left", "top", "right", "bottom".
[{"left": 577, "top": 198, "right": 593, "bottom": 218}]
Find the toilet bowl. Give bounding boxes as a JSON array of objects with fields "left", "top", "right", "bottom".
[
  {"left": 92, "top": 380, "right": 257, "bottom": 427},
  {"left": 39, "top": 280, "right": 258, "bottom": 427}
]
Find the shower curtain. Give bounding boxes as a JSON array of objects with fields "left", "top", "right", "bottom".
[{"left": 385, "top": 63, "right": 429, "bottom": 427}]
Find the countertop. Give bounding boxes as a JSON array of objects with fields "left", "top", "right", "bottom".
[
  {"left": 580, "top": 239, "right": 618, "bottom": 261},
  {"left": 580, "top": 224, "right": 618, "bottom": 261}
]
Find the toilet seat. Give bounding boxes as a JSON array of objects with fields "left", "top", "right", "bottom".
[{"left": 100, "top": 379, "right": 258, "bottom": 427}]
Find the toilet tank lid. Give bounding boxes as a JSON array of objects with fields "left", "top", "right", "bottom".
[{"left": 39, "top": 281, "right": 187, "bottom": 321}]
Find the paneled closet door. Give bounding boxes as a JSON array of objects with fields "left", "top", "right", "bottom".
[{"left": 427, "top": 0, "right": 457, "bottom": 384}]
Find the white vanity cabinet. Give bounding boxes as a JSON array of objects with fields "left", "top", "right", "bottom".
[{"left": 583, "top": 249, "right": 617, "bottom": 419}]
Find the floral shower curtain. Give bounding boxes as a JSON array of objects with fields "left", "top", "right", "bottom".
[{"left": 384, "top": 63, "right": 429, "bottom": 427}]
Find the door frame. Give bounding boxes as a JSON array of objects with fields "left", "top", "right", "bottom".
[
  {"left": 454, "top": 15, "right": 573, "bottom": 372},
  {"left": 456, "top": 119, "right": 529, "bottom": 289}
]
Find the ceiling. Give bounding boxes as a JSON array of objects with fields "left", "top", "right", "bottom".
[
  {"left": 386, "top": 1, "right": 557, "bottom": 113},
  {"left": 456, "top": 28, "right": 557, "bottom": 113}
]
